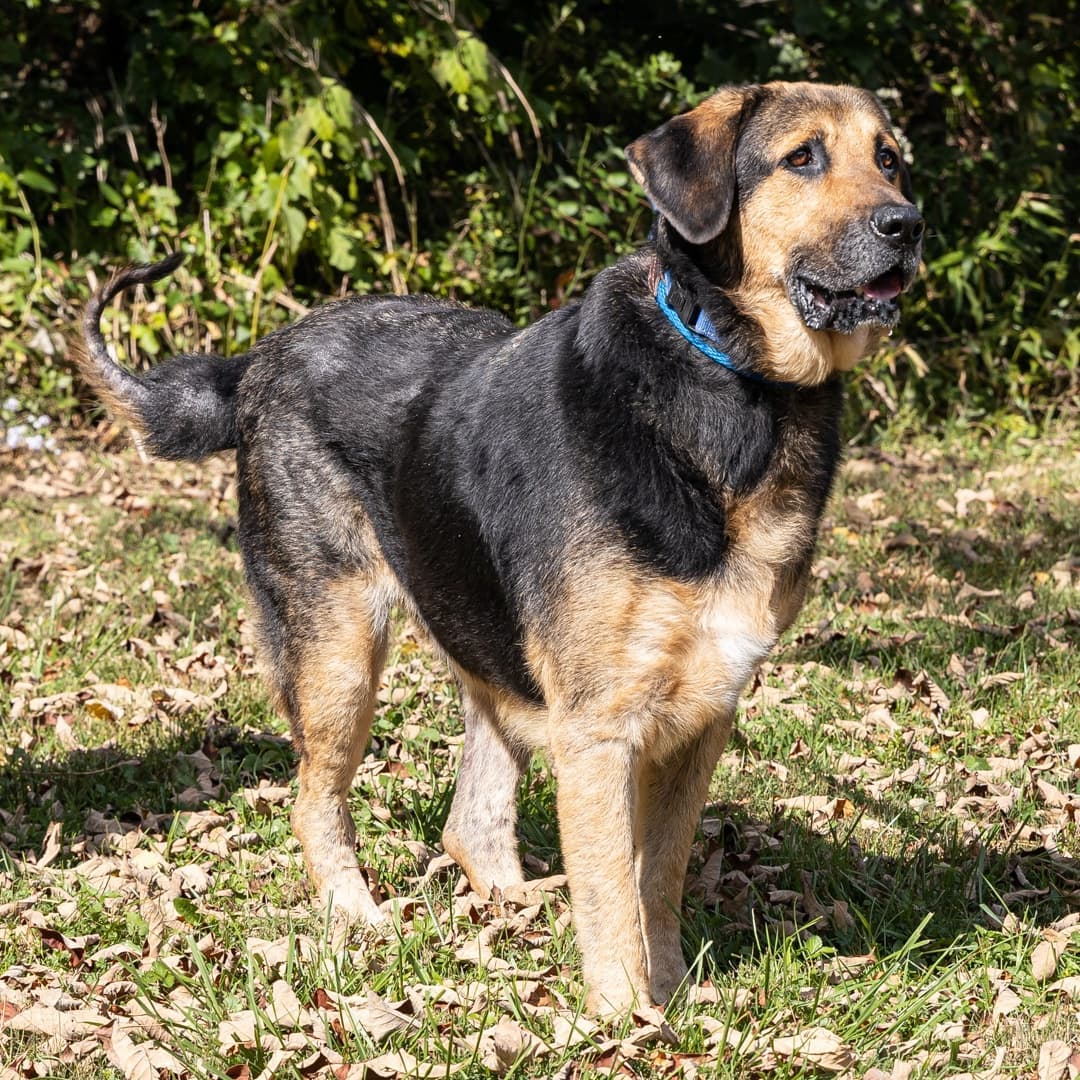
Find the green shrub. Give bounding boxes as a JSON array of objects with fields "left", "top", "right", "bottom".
[{"left": 0, "top": 0, "right": 1076, "bottom": 429}]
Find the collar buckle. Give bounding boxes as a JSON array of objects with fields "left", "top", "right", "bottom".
[
  {"left": 656, "top": 270, "right": 795, "bottom": 390},
  {"left": 664, "top": 278, "right": 702, "bottom": 332}
]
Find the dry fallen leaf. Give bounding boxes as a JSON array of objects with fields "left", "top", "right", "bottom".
[
  {"left": 477, "top": 1016, "right": 549, "bottom": 1074},
  {"left": 770, "top": 1026, "right": 855, "bottom": 1072},
  {"left": 830, "top": 901, "right": 856, "bottom": 933},
  {"left": 218, "top": 1011, "right": 263, "bottom": 1054},
  {"left": 991, "top": 986, "right": 1022, "bottom": 1020},
  {"left": 775, "top": 795, "right": 853, "bottom": 819},
  {"left": 824, "top": 953, "right": 876, "bottom": 979},
  {"left": 268, "top": 979, "right": 305, "bottom": 1030},
  {"left": 241, "top": 784, "right": 292, "bottom": 813},
  {"left": 1046, "top": 976, "right": 1080, "bottom": 1000},
  {"left": 105, "top": 1023, "right": 187, "bottom": 1080},
  {"left": 685, "top": 984, "right": 755, "bottom": 1010},
  {"left": 628, "top": 1005, "right": 678, "bottom": 1047},
  {"left": 4, "top": 1004, "right": 110, "bottom": 1040},
  {"left": 700, "top": 1016, "right": 758, "bottom": 1056},
  {"left": 352, "top": 1048, "right": 467, "bottom": 1078},
  {"left": 36, "top": 820, "right": 64, "bottom": 871},
  {"left": 1037, "top": 1040, "right": 1073, "bottom": 1080},
  {"left": 1032, "top": 939, "right": 1066, "bottom": 983},
  {"left": 247, "top": 934, "right": 320, "bottom": 970},
  {"left": 979, "top": 671, "right": 1024, "bottom": 689},
  {"left": 551, "top": 1011, "right": 600, "bottom": 1051},
  {"left": 329, "top": 990, "right": 418, "bottom": 1043}
]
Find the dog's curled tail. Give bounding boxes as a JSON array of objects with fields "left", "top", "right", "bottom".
[{"left": 79, "top": 252, "right": 250, "bottom": 459}]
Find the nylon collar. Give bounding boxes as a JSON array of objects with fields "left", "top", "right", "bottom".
[{"left": 655, "top": 270, "right": 796, "bottom": 389}]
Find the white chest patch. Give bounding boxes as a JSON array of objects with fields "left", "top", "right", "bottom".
[{"left": 701, "top": 600, "right": 776, "bottom": 703}]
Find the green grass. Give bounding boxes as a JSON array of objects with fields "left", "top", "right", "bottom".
[{"left": 1, "top": 422, "right": 1077, "bottom": 1078}]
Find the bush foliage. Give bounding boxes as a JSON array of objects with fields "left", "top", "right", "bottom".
[{"left": 1, "top": 0, "right": 1076, "bottom": 431}]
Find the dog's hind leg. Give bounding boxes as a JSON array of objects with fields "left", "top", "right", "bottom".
[
  {"left": 261, "top": 573, "right": 391, "bottom": 924},
  {"left": 442, "top": 682, "right": 528, "bottom": 897}
]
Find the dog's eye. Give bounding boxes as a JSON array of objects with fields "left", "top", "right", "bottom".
[
  {"left": 786, "top": 145, "right": 813, "bottom": 168},
  {"left": 878, "top": 147, "right": 899, "bottom": 173}
]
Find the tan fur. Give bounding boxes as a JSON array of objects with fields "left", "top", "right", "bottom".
[
  {"left": 726, "top": 476, "right": 820, "bottom": 631},
  {"left": 70, "top": 337, "right": 153, "bottom": 456},
  {"left": 635, "top": 719, "right": 733, "bottom": 999},
  {"left": 550, "top": 731, "right": 652, "bottom": 1011},
  {"left": 730, "top": 86, "right": 908, "bottom": 384},
  {"left": 288, "top": 570, "right": 395, "bottom": 922},
  {"left": 692, "top": 87, "right": 749, "bottom": 128},
  {"left": 440, "top": 671, "right": 537, "bottom": 897},
  {"left": 514, "top": 538, "right": 810, "bottom": 1011},
  {"left": 529, "top": 543, "right": 797, "bottom": 741}
]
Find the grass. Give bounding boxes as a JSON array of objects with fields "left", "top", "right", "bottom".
[{"left": 0, "top": 419, "right": 1077, "bottom": 1079}]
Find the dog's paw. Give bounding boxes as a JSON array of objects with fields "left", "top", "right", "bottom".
[
  {"left": 585, "top": 978, "right": 651, "bottom": 1019},
  {"left": 648, "top": 956, "right": 690, "bottom": 1005},
  {"left": 322, "top": 873, "right": 386, "bottom": 926}
]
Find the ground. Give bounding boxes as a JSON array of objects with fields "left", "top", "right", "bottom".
[{"left": 0, "top": 420, "right": 1078, "bottom": 1079}]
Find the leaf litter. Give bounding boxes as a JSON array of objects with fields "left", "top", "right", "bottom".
[{"left": 1, "top": 431, "right": 1078, "bottom": 1076}]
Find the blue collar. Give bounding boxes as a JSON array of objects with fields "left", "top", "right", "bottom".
[{"left": 655, "top": 270, "right": 794, "bottom": 389}]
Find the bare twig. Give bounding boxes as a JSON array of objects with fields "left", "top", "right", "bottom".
[
  {"left": 249, "top": 235, "right": 281, "bottom": 341},
  {"left": 360, "top": 136, "right": 406, "bottom": 295},
  {"left": 485, "top": 49, "right": 541, "bottom": 147},
  {"left": 354, "top": 102, "right": 408, "bottom": 193},
  {"left": 107, "top": 72, "right": 140, "bottom": 164},
  {"left": 150, "top": 101, "right": 172, "bottom": 191},
  {"left": 87, "top": 97, "right": 106, "bottom": 183},
  {"left": 231, "top": 271, "right": 311, "bottom": 317}
]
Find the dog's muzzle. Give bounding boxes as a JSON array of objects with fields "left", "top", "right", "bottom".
[{"left": 788, "top": 202, "right": 924, "bottom": 334}]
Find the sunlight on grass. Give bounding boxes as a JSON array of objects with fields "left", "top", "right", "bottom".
[{"left": 1, "top": 427, "right": 1077, "bottom": 1077}]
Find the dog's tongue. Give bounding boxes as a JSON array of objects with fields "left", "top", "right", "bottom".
[{"left": 862, "top": 270, "right": 903, "bottom": 301}]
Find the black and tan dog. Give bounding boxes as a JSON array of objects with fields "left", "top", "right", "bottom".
[{"left": 80, "top": 82, "right": 923, "bottom": 1014}]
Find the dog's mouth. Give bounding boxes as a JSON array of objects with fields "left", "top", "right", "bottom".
[{"left": 790, "top": 267, "right": 908, "bottom": 333}]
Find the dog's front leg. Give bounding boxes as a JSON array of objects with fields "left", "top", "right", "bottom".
[
  {"left": 552, "top": 730, "right": 650, "bottom": 1014},
  {"left": 636, "top": 714, "right": 734, "bottom": 1002}
]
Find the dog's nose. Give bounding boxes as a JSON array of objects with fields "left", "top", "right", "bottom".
[{"left": 870, "top": 203, "right": 925, "bottom": 246}]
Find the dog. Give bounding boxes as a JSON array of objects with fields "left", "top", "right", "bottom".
[{"left": 79, "top": 81, "right": 922, "bottom": 1015}]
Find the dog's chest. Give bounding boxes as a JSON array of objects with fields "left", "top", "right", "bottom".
[
  {"left": 642, "top": 484, "right": 823, "bottom": 747},
  {"left": 537, "top": 478, "right": 823, "bottom": 758},
  {"left": 724, "top": 479, "right": 821, "bottom": 630},
  {"left": 691, "top": 509, "right": 817, "bottom": 696}
]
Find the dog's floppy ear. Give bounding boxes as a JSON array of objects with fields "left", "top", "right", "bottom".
[
  {"left": 869, "top": 92, "right": 917, "bottom": 206},
  {"left": 625, "top": 86, "right": 758, "bottom": 245},
  {"left": 898, "top": 160, "right": 916, "bottom": 205}
]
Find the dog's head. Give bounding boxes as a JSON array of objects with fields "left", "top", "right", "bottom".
[{"left": 626, "top": 83, "right": 923, "bottom": 382}]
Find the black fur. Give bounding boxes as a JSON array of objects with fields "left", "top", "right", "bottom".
[
  {"left": 81, "top": 253, "right": 247, "bottom": 459},
  {"left": 79, "top": 81, "right": 919, "bottom": 721},
  {"left": 81, "top": 245, "right": 842, "bottom": 707}
]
